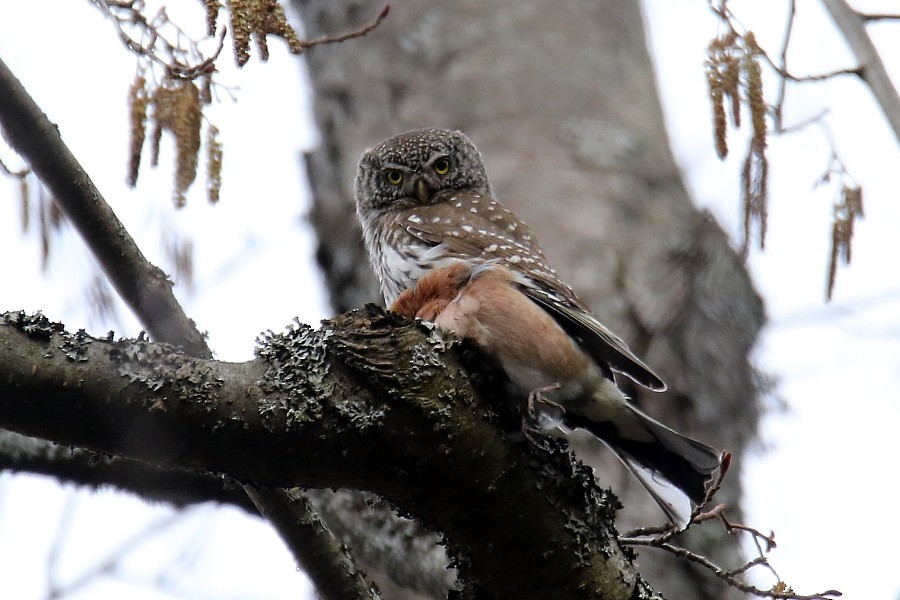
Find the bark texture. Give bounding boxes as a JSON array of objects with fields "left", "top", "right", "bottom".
[
  {"left": 295, "top": 1, "right": 764, "bottom": 598},
  {"left": 0, "top": 310, "right": 656, "bottom": 600}
]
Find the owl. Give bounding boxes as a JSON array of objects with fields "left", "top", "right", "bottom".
[
  {"left": 354, "top": 127, "right": 663, "bottom": 392},
  {"left": 353, "top": 128, "right": 725, "bottom": 526}
]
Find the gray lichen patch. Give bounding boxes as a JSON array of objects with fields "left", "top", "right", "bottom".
[
  {"left": 2, "top": 311, "right": 93, "bottom": 363},
  {"left": 525, "top": 435, "right": 621, "bottom": 563},
  {"left": 408, "top": 323, "right": 458, "bottom": 376},
  {"left": 3, "top": 310, "right": 64, "bottom": 341},
  {"left": 254, "top": 318, "right": 333, "bottom": 431},
  {"left": 325, "top": 306, "right": 465, "bottom": 424},
  {"left": 60, "top": 329, "right": 92, "bottom": 362},
  {"left": 109, "top": 332, "right": 223, "bottom": 406}
]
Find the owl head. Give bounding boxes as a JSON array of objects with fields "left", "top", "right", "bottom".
[{"left": 354, "top": 128, "right": 492, "bottom": 220}]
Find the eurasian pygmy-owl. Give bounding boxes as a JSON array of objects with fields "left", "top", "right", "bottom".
[
  {"left": 354, "top": 128, "right": 725, "bottom": 526},
  {"left": 354, "top": 127, "right": 662, "bottom": 392}
]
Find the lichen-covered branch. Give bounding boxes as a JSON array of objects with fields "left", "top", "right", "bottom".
[
  {"left": 0, "top": 308, "right": 653, "bottom": 599},
  {"left": 0, "top": 429, "right": 255, "bottom": 510},
  {"left": 304, "top": 489, "right": 456, "bottom": 598}
]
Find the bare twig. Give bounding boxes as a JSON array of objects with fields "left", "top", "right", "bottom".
[
  {"left": 621, "top": 451, "right": 730, "bottom": 541},
  {"left": 771, "top": 0, "right": 796, "bottom": 131},
  {"left": 777, "top": 108, "right": 830, "bottom": 135},
  {"left": 620, "top": 450, "right": 838, "bottom": 600},
  {"left": 650, "top": 539, "right": 841, "bottom": 600},
  {"left": 862, "top": 13, "right": 900, "bottom": 22},
  {"left": 298, "top": 4, "right": 391, "bottom": 50},
  {"left": 621, "top": 504, "right": 841, "bottom": 600},
  {"left": 91, "top": 0, "right": 223, "bottom": 80},
  {"left": 709, "top": 0, "right": 862, "bottom": 86}
]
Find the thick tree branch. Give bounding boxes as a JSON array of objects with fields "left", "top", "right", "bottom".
[
  {"left": 820, "top": 0, "right": 900, "bottom": 146},
  {"left": 0, "top": 429, "right": 255, "bottom": 510},
  {"left": 0, "top": 308, "right": 655, "bottom": 599},
  {"left": 247, "top": 487, "right": 379, "bottom": 600},
  {"left": 0, "top": 429, "right": 454, "bottom": 597}
]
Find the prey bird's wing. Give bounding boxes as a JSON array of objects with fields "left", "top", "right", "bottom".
[
  {"left": 397, "top": 191, "right": 666, "bottom": 391},
  {"left": 521, "top": 284, "right": 666, "bottom": 391}
]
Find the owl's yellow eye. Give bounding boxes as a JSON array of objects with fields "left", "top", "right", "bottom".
[
  {"left": 433, "top": 158, "right": 451, "bottom": 175},
  {"left": 385, "top": 169, "right": 403, "bottom": 185}
]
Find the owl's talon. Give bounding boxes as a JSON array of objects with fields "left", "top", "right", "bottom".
[{"left": 526, "top": 383, "right": 563, "bottom": 420}]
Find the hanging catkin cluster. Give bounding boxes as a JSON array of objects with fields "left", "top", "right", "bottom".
[
  {"left": 215, "top": 0, "right": 304, "bottom": 66},
  {"left": 705, "top": 31, "right": 769, "bottom": 256},
  {"left": 828, "top": 185, "right": 863, "bottom": 299},
  {"left": 128, "top": 75, "right": 219, "bottom": 207}
]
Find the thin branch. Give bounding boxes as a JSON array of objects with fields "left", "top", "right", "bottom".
[
  {"left": 708, "top": 0, "right": 863, "bottom": 86},
  {"left": 771, "top": 0, "right": 796, "bottom": 131},
  {"left": 0, "top": 430, "right": 256, "bottom": 511},
  {"left": 621, "top": 503, "right": 841, "bottom": 600},
  {"left": 618, "top": 451, "right": 841, "bottom": 599},
  {"left": 862, "top": 13, "right": 900, "bottom": 22},
  {"left": 821, "top": 0, "right": 900, "bottom": 146},
  {"left": 0, "top": 55, "right": 209, "bottom": 357},
  {"left": 762, "top": 60, "right": 861, "bottom": 83},
  {"left": 777, "top": 108, "right": 830, "bottom": 134},
  {"left": 622, "top": 451, "right": 730, "bottom": 541},
  {"left": 91, "top": 0, "right": 224, "bottom": 80},
  {"left": 297, "top": 5, "right": 391, "bottom": 50},
  {"left": 649, "top": 540, "right": 841, "bottom": 600}
]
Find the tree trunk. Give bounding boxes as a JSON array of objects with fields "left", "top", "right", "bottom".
[{"left": 296, "top": 0, "right": 764, "bottom": 598}]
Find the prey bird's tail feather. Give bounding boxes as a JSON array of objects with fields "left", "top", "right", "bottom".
[{"left": 566, "top": 404, "right": 724, "bottom": 529}]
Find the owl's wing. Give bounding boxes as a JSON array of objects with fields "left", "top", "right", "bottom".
[
  {"left": 520, "top": 284, "right": 667, "bottom": 392},
  {"left": 398, "top": 194, "right": 582, "bottom": 305}
]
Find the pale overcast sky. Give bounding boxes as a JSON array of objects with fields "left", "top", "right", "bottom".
[{"left": 2, "top": 1, "right": 899, "bottom": 599}]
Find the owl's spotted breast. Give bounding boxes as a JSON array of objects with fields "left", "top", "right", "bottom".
[
  {"left": 368, "top": 221, "right": 463, "bottom": 305},
  {"left": 393, "top": 190, "right": 582, "bottom": 311}
]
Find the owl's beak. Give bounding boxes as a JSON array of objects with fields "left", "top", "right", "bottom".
[{"left": 415, "top": 178, "right": 431, "bottom": 203}]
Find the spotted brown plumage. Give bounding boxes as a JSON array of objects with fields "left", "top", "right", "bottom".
[{"left": 355, "top": 128, "right": 666, "bottom": 390}]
